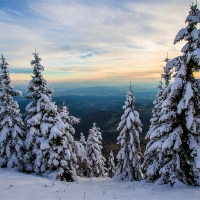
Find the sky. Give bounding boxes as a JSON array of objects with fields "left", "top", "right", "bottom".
[{"left": 0, "top": 0, "right": 196, "bottom": 88}]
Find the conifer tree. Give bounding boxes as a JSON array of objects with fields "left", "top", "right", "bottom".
[
  {"left": 143, "top": 4, "right": 200, "bottom": 186},
  {"left": 59, "top": 101, "right": 80, "bottom": 174},
  {"left": 115, "top": 84, "right": 143, "bottom": 181},
  {"left": 162, "top": 53, "right": 172, "bottom": 87},
  {"left": 0, "top": 54, "right": 25, "bottom": 170},
  {"left": 73, "top": 132, "right": 90, "bottom": 177},
  {"left": 59, "top": 101, "right": 80, "bottom": 135},
  {"left": 107, "top": 150, "right": 116, "bottom": 178},
  {"left": 145, "top": 55, "right": 171, "bottom": 149},
  {"left": 86, "top": 123, "right": 106, "bottom": 177},
  {"left": 74, "top": 138, "right": 91, "bottom": 177},
  {"left": 24, "top": 52, "right": 76, "bottom": 181},
  {"left": 145, "top": 79, "right": 164, "bottom": 141},
  {"left": 79, "top": 132, "right": 86, "bottom": 147},
  {"left": 59, "top": 102, "right": 79, "bottom": 148}
]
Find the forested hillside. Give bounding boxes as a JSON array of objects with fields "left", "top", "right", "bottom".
[{"left": 15, "top": 92, "right": 154, "bottom": 158}]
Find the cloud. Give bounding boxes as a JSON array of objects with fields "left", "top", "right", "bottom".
[
  {"left": 8, "top": 68, "right": 32, "bottom": 74},
  {"left": 127, "top": 44, "right": 147, "bottom": 49},
  {"left": 3, "top": 8, "right": 22, "bottom": 16},
  {"left": 0, "top": 0, "right": 193, "bottom": 86},
  {"left": 80, "top": 53, "right": 94, "bottom": 59}
]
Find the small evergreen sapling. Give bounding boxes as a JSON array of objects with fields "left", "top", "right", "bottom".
[
  {"left": 0, "top": 54, "right": 25, "bottom": 170},
  {"left": 86, "top": 123, "right": 106, "bottom": 177},
  {"left": 107, "top": 150, "right": 116, "bottom": 178},
  {"left": 74, "top": 138, "right": 91, "bottom": 177},
  {"left": 162, "top": 53, "right": 171, "bottom": 87},
  {"left": 79, "top": 132, "right": 86, "bottom": 147},
  {"left": 73, "top": 132, "right": 90, "bottom": 177},
  {"left": 59, "top": 101, "right": 80, "bottom": 135},
  {"left": 115, "top": 83, "right": 143, "bottom": 181},
  {"left": 59, "top": 102, "right": 80, "bottom": 150}
]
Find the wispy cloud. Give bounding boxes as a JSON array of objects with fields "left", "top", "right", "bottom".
[
  {"left": 8, "top": 67, "right": 32, "bottom": 74},
  {"left": 0, "top": 0, "right": 192, "bottom": 86},
  {"left": 80, "top": 53, "right": 94, "bottom": 59}
]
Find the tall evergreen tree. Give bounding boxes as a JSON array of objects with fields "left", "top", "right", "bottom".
[
  {"left": 59, "top": 101, "right": 80, "bottom": 174},
  {"left": 0, "top": 54, "right": 25, "bottom": 170},
  {"left": 143, "top": 4, "right": 200, "bottom": 186},
  {"left": 115, "top": 83, "right": 143, "bottom": 181},
  {"left": 143, "top": 56, "right": 171, "bottom": 184},
  {"left": 86, "top": 123, "right": 106, "bottom": 177},
  {"left": 145, "top": 55, "right": 171, "bottom": 152},
  {"left": 24, "top": 52, "right": 76, "bottom": 181},
  {"left": 145, "top": 79, "right": 164, "bottom": 141},
  {"left": 107, "top": 150, "right": 116, "bottom": 178}
]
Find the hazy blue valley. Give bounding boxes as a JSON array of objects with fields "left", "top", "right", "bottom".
[{"left": 15, "top": 86, "right": 157, "bottom": 158}]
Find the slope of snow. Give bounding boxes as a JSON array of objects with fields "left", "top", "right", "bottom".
[{"left": 0, "top": 168, "right": 199, "bottom": 200}]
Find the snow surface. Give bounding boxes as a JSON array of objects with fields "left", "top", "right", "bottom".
[{"left": 0, "top": 168, "right": 199, "bottom": 200}]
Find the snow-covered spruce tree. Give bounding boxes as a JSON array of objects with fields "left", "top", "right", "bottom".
[
  {"left": 0, "top": 54, "right": 25, "bottom": 170},
  {"left": 143, "top": 72, "right": 171, "bottom": 183},
  {"left": 107, "top": 150, "right": 116, "bottom": 178},
  {"left": 59, "top": 101, "right": 80, "bottom": 134},
  {"left": 24, "top": 52, "right": 76, "bottom": 181},
  {"left": 162, "top": 53, "right": 172, "bottom": 87},
  {"left": 144, "top": 55, "right": 172, "bottom": 172},
  {"left": 59, "top": 102, "right": 79, "bottom": 146},
  {"left": 145, "top": 79, "right": 164, "bottom": 142},
  {"left": 74, "top": 139, "right": 91, "bottom": 177},
  {"left": 79, "top": 132, "right": 86, "bottom": 147},
  {"left": 73, "top": 132, "right": 91, "bottom": 177},
  {"left": 143, "top": 4, "right": 200, "bottom": 186},
  {"left": 115, "top": 84, "right": 143, "bottom": 181},
  {"left": 59, "top": 101, "right": 80, "bottom": 173},
  {"left": 86, "top": 123, "right": 106, "bottom": 177},
  {"left": 76, "top": 132, "right": 91, "bottom": 176}
]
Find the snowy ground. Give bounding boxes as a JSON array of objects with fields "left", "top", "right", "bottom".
[{"left": 0, "top": 168, "right": 199, "bottom": 200}]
